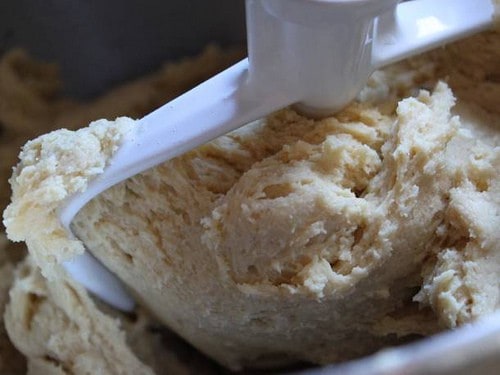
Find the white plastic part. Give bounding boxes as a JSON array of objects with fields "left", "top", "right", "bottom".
[
  {"left": 307, "top": 310, "right": 500, "bottom": 375},
  {"left": 61, "top": 0, "right": 494, "bottom": 310},
  {"left": 63, "top": 251, "right": 135, "bottom": 310},
  {"left": 373, "top": 0, "right": 495, "bottom": 67}
]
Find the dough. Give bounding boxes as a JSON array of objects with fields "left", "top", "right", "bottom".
[
  {"left": 0, "top": 46, "right": 241, "bottom": 374},
  {"left": 3, "top": 30, "right": 500, "bottom": 374}
]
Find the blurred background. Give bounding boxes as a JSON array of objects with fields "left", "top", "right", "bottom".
[{"left": 0, "top": 0, "right": 246, "bottom": 98}]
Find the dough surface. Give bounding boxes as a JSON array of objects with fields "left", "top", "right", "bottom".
[
  {"left": 0, "top": 46, "right": 241, "bottom": 374},
  {"left": 2, "top": 27, "right": 500, "bottom": 375}
]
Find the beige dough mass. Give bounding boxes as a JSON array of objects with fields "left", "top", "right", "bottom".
[{"left": 3, "top": 30, "right": 500, "bottom": 373}]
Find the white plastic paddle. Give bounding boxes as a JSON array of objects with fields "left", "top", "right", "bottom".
[{"left": 61, "top": 0, "right": 495, "bottom": 310}]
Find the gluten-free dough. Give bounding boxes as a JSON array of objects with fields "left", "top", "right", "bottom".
[{"left": 3, "top": 30, "right": 500, "bottom": 374}]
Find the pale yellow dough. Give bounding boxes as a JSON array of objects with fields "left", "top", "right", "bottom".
[
  {"left": 3, "top": 30, "right": 500, "bottom": 373},
  {"left": 0, "top": 46, "right": 241, "bottom": 374}
]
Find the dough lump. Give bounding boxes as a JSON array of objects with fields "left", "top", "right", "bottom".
[{"left": 3, "top": 31, "right": 500, "bottom": 371}]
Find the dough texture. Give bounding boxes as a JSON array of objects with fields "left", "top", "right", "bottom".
[
  {"left": 2, "top": 29, "right": 500, "bottom": 374},
  {"left": 0, "top": 46, "right": 241, "bottom": 374}
]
